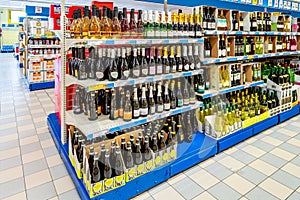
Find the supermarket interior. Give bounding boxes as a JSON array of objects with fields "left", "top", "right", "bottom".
[{"left": 0, "top": 0, "right": 300, "bottom": 199}]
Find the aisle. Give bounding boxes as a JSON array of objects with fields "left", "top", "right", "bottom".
[{"left": 0, "top": 53, "right": 299, "bottom": 200}]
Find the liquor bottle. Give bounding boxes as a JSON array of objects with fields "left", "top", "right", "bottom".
[
  {"left": 102, "top": 90, "right": 111, "bottom": 115},
  {"left": 187, "top": 45, "right": 195, "bottom": 70},
  {"left": 148, "top": 47, "right": 156, "bottom": 76},
  {"left": 194, "top": 14, "right": 201, "bottom": 38},
  {"left": 88, "top": 147, "right": 95, "bottom": 174},
  {"left": 139, "top": 86, "right": 148, "bottom": 117},
  {"left": 81, "top": 6, "right": 90, "bottom": 39},
  {"left": 194, "top": 44, "right": 201, "bottom": 69},
  {"left": 155, "top": 46, "right": 163, "bottom": 75},
  {"left": 137, "top": 10, "right": 144, "bottom": 38},
  {"left": 205, "top": 38, "right": 211, "bottom": 58},
  {"left": 170, "top": 81, "right": 177, "bottom": 109},
  {"left": 91, "top": 152, "right": 101, "bottom": 183},
  {"left": 250, "top": 37, "right": 255, "bottom": 55},
  {"left": 73, "top": 88, "right": 83, "bottom": 114},
  {"left": 172, "top": 12, "right": 179, "bottom": 38},
  {"left": 239, "top": 14, "right": 244, "bottom": 31},
  {"left": 160, "top": 11, "right": 167, "bottom": 38},
  {"left": 255, "top": 37, "right": 263, "bottom": 54},
  {"left": 111, "top": 7, "right": 121, "bottom": 38},
  {"left": 176, "top": 81, "right": 183, "bottom": 107},
  {"left": 70, "top": 11, "right": 77, "bottom": 38},
  {"left": 101, "top": 7, "right": 112, "bottom": 38},
  {"left": 209, "top": 8, "right": 216, "bottom": 30},
  {"left": 257, "top": 12, "right": 263, "bottom": 31},
  {"left": 148, "top": 85, "right": 156, "bottom": 114},
  {"left": 87, "top": 47, "right": 96, "bottom": 79},
  {"left": 183, "top": 13, "right": 189, "bottom": 37},
  {"left": 121, "top": 8, "right": 130, "bottom": 38},
  {"left": 129, "top": 9, "right": 137, "bottom": 38},
  {"left": 76, "top": 137, "right": 85, "bottom": 163},
  {"left": 218, "top": 10, "right": 226, "bottom": 30},
  {"left": 162, "top": 46, "right": 170, "bottom": 74},
  {"left": 141, "top": 47, "right": 149, "bottom": 77},
  {"left": 202, "top": 8, "right": 208, "bottom": 30},
  {"left": 153, "top": 11, "right": 161, "bottom": 38},
  {"left": 123, "top": 90, "right": 132, "bottom": 121},
  {"left": 143, "top": 136, "right": 153, "bottom": 161},
  {"left": 108, "top": 48, "right": 118, "bottom": 81},
  {"left": 131, "top": 48, "right": 140, "bottom": 78},
  {"left": 250, "top": 12, "right": 257, "bottom": 31},
  {"left": 156, "top": 83, "right": 164, "bottom": 113},
  {"left": 114, "top": 146, "right": 124, "bottom": 176},
  {"left": 103, "top": 150, "right": 112, "bottom": 179},
  {"left": 163, "top": 82, "right": 171, "bottom": 111},
  {"left": 177, "top": 114, "right": 184, "bottom": 143},
  {"left": 167, "top": 11, "right": 174, "bottom": 38},
  {"left": 78, "top": 47, "right": 88, "bottom": 80},
  {"left": 88, "top": 92, "right": 98, "bottom": 120},
  {"left": 176, "top": 45, "right": 183, "bottom": 72},
  {"left": 183, "top": 80, "right": 190, "bottom": 106},
  {"left": 178, "top": 13, "right": 184, "bottom": 38},
  {"left": 125, "top": 142, "right": 134, "bottom": 168},
  {"left": 89, "top": 6, "right": 100, "bottom": 39},
  {"left": 134, "top": 139, "right": 143, "bottom": 165},
  {"left": 232, "top": 12, "right": 238, "bottom": 31},
  {"left": 266, "top": 13, "right": 271, "bottom": 31},
  {"left": 146, "top": 10, "right": 154, "bottom": 38},
  {"left": 169, "top": 46, "right": 176, "bottom": 73},
  {"left": 182, "top": 45, "right": 190, "bottom": 71},
  {"left": 219, "top": 35, "right": 226, "bottom": 58},
  {"left": 189, "top": 77, "right": 196, "bottom": 104},
  {"left": 133, "top": 87, "right": 140, "bottom": 119},
  {"left": 109, "top": 90, "right": 118, "bottom": 120}
]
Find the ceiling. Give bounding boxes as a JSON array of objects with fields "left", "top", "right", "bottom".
[{"left": 0, "top": 0, "right": 189, "bottom": 11}]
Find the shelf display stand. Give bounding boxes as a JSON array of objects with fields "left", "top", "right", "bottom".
[{"left": 47, "top": 0, "right": 300, "bottom": 199}]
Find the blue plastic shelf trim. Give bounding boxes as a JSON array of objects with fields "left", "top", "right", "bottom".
[
  {"left": 279, "top": 105, "right": 300, "bottom": 123},
  {"left": 252, "top": 115, "right": 278, "bottom": 135}
]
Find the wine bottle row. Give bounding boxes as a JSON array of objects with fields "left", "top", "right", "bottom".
[
  {"left": 68, "top": 43, "right": 201, "bottom": 81},
  {"left": 261, "top": 62, "right": 295, "bottom": 86},
  {"left": 72, "top": 77, "right": 197, "bottom": 121},
  {"left": 70, "top": 6, "right": 202, "bottom": 39}
]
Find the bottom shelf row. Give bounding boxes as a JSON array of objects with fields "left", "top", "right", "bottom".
[{"left": 48, "top": 104, "right": 300, "bottom": 199}]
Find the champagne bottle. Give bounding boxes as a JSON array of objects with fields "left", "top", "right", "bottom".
[
  {"left": 182, "top": 45, "right": 189, "bottom": 71},
  {"left": 134, "top": 139, "right": 143, "bottom": 165},
  {"left": 156, "top": 83, "right": 164, "bottom": 113},
  {"left": 133, "top": 87, "right": 140, "bottom": 119},
  {"left": 170, "top": 81, "right": 177, "bottom": 109},
  {"left": 91, "top": 152, "right": 101, "bottom": 183},
  {"left": 120, "top": 47, "right": 130, "bottom": 80},
  {"left": 169, "top": 46, "right": 177, "bottom": 73},
  {"left": 131, "top": 48, "right": 140, "bottom": 78},
  {"left": 214, "top": 105, "right": 223, "bottom": 133},
  {"left": 88, "top": 47, "right": 96, "bottom": 79},
  {"left": 162, "top": 46, "right": 170, "bottom": 74},
  {"left": 176, "top": 45, "right": 183, "bottom": 72},
  {"left": 163, "top": 82, "right": 171, "bottom": 111},
  {"left": 158, "top": 132, "right": 166, "bottom": 150},
  {"left": 177, "top": 114, "right": 184, "bottom": 143},
  {"left": 140, "top": 86, "right": 149, "bottom": 117},
  {"left": 176, "top": 81, "right": 183, "bottom": 107},
  {"left": 194, "top": 44, "right": 201, "bottom": 69},
  {"left": 189, "top": 76, "right": 196, "bottom": 104},
  {"left": 108, "top": 48, "right": 118, "bottom": 81},
  {"left": 125, "top": 142, "right": 134, "bottom": 168},
  {"left": 118, "top": 88, "right": 125, "bottom": 118},
  {"left": 78, "top": 47, "right": 88, "bottom": 80},
  {"left": 167, "top": 12, "right": 174, "bottom": 38},
  {"left": 99, "top": 144, "right": 105, "bottom": 179},
  {"left": 148, "top": 47, "right": 156, "bottom": 76},
  {"left": 110, "top": 89, "right": 119, "bottom": 120},
  {"left": 104, "top": 150, "right": 112, "bottom": 179},
  {"left": 73, "top": 88, "right": 83, "bottom": 114},
  {"left": 143, "top": 136, "right": 153, "bottom": 161},
  {"left": 123, "top": 90, "right": 133, "bottom": 121},
  {"left": 148, "top": 85, "right": 156, "bottom": 114},
  {"left": 155, "top": 46, "right": 163, "bottom": 75},
  {"left": 151, "top": 133, "right": 159, "bottom": 153},
  {"left": 183, "top": 79, "right": 190, "bottom": 106},
  {"left": 88, "top": 92, "right": 98, "bottom": 120},
  {"left": 185, "top": 113, "right": 193, "bottom": 143},
  {"left": 114, "top": 146, "right": 124, "bottom": 176}
]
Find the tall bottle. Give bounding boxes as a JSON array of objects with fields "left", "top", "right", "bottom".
[
  {"left": 176, "top": 81, "right": 183, "bottom": 107},
  {"left": 167, "top": 12, "right": 174, "bottom": 38},
  {"left": 162, "top": 46, "right": 170, "bottom": 74},
  {"left": 182, "top": 45, "right": 190, "bottom": 71},
  {"left": 250, "top": 13, "right": 257, "bottom": 31},
  {"left": 134, "top": 139, "right": 143, "bottom": 165},
  {"left": 112, "top": 7, "right": 121, "bottom": 37},
  {"left": 131, "top": 48, "right": 140, "bottom": 78},
  {"left": 119, "top": 47, "right": 129, "bottom": 80},
  {"left": 108, "top": 48, "right": 118, "bottom": 81},
  {"left": 160, "top": 11, "right": 167, "bottom": 38},
  {"left": 169, "top": 46, "right": 176, "bottom": 73},
  {"left": 121, "top": 8, "right": 130, "bottom": 38},
  {"left": 101, "top": 7, "right": 112, "bottom": 38},
  {"left": 163, "top": 82, "right": 171, "bottom": 111},
  {"left": 78, "top": 47, "right": 88, "bottom": 80},
  {"left": 114, "top": 146, "right": 124, "bottom": 176},
  {"left": 156, "top": 83, "right": 164, "bottom": 113},
  {"left": 91, "top": 152, "right": 101, "bottom": 183},
  {"left": 129, "top": 9, "right": 137, "bottom": 38},
  {"left": 194, "top": 14, "right": 202, "bottom": 38},
  {"left": 232, "top": 12, "right": 238, "bottom": 31},
  {"left": 148, "top": 47, "right": 156, "bottom": 76},
  {"left": 194, "top": 44, "right": 201, "bottom": 69},
  {"left": 123, "top": 90, "right": 132, "bottom": 121},
  {"left": 81, "top": 6, "right": 90, "bottom": 39},
  {"left": 177, "top": 114, "right": 184, "bottom": 143},
  {"left": 73, "top": 88, "right": 83, "bottom": 114},
  {"left": 176, "top": 45, "right": 183, "bottom": 72},
  {"left": 89, "top": 6, "right": 100, "bottom": 39},
  {"left": 137, "top": 10, "right": 144, "bottom": 38},
  {"left": 143, "top": 136, "right": 153, "bottom": 161},
  {"left": 140, "top": 86, "right": 149, "bottom": 117},
  {"left": 153, "top": 11, "right": 161, "bottom": 38},
  {"left": 148, "top": 85, "right": 156, "bottom": 114},
  {"left": 110, "top": 90, "right": 119, "bottom": 120},
  {"left": 133, "top": 87, "right": 140, "bottom": 119},
  {"left": 88, "top": 92, "right": 98, "bottom": 120},
  {"left": 125, "top": 142, "right": 134, "bottom": 168}
]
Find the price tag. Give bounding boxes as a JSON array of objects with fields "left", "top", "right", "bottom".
[
  {"left": 147, "top": 114, "right": 158, "bottom": 122},
  {"left": 35, "top": 6, "right": 42, "bottom": 14},
  {"left": 257, "top": 112, "right": 270, "bottom": 122},
  {"left": 242, "top": 117, "right": 257, "bottom": 128},
  {"left": 161, "top": 111, "right": 171, "bottom": 118}
]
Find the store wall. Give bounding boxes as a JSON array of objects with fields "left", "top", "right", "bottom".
[{"left": 0, "top": 9, "right": 9, "bottom": 24}]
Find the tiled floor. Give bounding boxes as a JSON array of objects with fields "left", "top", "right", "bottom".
[{"left": 0, "top": 53, "right": 299, "bottom": 200}]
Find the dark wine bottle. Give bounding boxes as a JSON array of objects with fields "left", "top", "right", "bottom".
[
  {"left": 108, "top": 48, "right": 118, "bottom": 81},
  {"left": 120, "top": 47, "right": 130, "bottom": 80},
  {"left": 133, "top": 87, "right": 140, "bottom": 119}
]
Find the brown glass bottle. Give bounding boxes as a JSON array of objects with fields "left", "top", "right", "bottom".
[
  {"left": 81, "top": 6, "right": 90, "bottom": 39},
  {"left": 121, "top": 8, "right": 130, "bottom": 38},
  {"left": 89, "top": 5, "right": 100, "bottom": 39},
  {"left": 100, "top": 7, "right": 112, "bottom": 39},
  {"left": 111, "top": 7, "right": 121, "bottom": 38},
  {"left": 129, "top": 9, "right": 137, "bottom": 38}
]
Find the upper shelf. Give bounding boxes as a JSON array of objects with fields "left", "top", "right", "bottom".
[
  {"left": 65, "top": 38, "right": 204, "bottom": 49},
  {"left": 201, "top": 51, "right": 300, "bottom": 65},
  {"left": 204, "top": 31, "right": 300, "bottom": 36}
]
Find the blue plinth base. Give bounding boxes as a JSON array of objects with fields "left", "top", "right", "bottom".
[
  {"left": 279, "top": 105, "right": 300, "bottom": 123},
  {"left": 217, "top": 127, "right": 253, "bottom": 153},
  {"left": 47, "top": 113, "right": 218, "bottom": 200},
  {"left": 24, "top": 77, "right": 54, "bottom": 91},
  {"left": 253, "top": 115, "right": 279, "bottom": 136}
]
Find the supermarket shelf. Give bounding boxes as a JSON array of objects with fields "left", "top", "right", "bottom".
[
  {"left": 28, "top": 45, "right": 61, "bottom": 48},
  {"left": 204, "top": 30, "right": 300, "bottom": 36},
  {"left": 201, "top": 51, "right": 300, "bottom": 65},
  {"left": 47, "top": 113, "right": 217, "bottom": 200},
  {"left": 196, "top": 80, "right": 264, "bottom": 99},
  {"left": 28, "top": 35, "right": 60, "bottom": 39},
  {"left": 66, "top": 69, "right": 204, "bottom": 92},
  {"left": 66, "top": 102, "right": 203, "bottom": 140},
  {"left": 66, "top": 38, "right": 204, "bottom": 49}
]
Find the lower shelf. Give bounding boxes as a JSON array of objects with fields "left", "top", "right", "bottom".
[
  {"left": 47, "top": 113, "right": 217, "bottom": 200},
  {"left": 47, "top": 104, "right": 300, "bottom": 200},
  {"left": 24, "top": 77, "right": 54, "bottom": 91}
]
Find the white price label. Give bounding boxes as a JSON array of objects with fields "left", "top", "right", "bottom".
[{"left": 35, "top": 7, "right": 42, "bottom": 14}]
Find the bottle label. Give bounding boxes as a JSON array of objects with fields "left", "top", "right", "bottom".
[
  {"left": 205, "top": 50, "right": 211, "bottom": 57},
  {"left": 171, "top": 65, "right": 176, "bottom": 73},
  {"left": 268, "top": 44, "right": 273, "bottom": 51},
  {"left": 291, "top": 45, "right": 296, "bottom": 51},
  {"left": 119, "top": 108, "right": 124, "bottom": 117},
  {"left": 111, "top": 71, "right": 118, "bottom": 79},
  {"left": 123, "top": 111, "right": 132, "bottom": 120},
  {"left": 252, "top": 22, "right": 257, "bottom": 27},
  {"left": 218, "top": 49, "right": 222, "bottom": 57},
  {"left": 196, "top": 62, "right": 201, "bottom": 69},
  {"left": 196, "top": 31, "right": 201, "bottom": 37},
  {"left": 167, "top": 30, "right": 174, "bottom": 38},
  {"left": 203, "top": 22, "right": 207, "bottom": 29},
  {"left": 133, "top": 69, "right": 140, "bottom": 77},
  {"left": 165, "top": 65, "right": 170, "bottom": 74},
  {"left": 222, "top": 49, "right": 227, "bottom": 57},
  {"left": 211, "top": 23, "right": 216, "bottom": 29},
  {"left": 140, "top": 107, "right": 148, "bottom": 116},
  {"left": 150, "top": 105, "right": 156, "bottom": 114},
  {"left": 96, "top": 72, "right": 104, "bottom": 79},
  {"left": 231, "top": 73, "right": 234, "bottom": 82},
  {"left": 161, "top": 30, "right": 168, "bottom": 38},
  {"left": 142, "top": 68, "right": 148, "bottom": 76},
  {"left": 147, "top": 30, "right": 154, "bottom": 38},
  {"left": 157, "top": 104, "right": 164, "bottom": 112},
  {"left": 184, "top": 64, "right": 189, "bottom": 71},
  {"left": 123, "top": 70, "right": 130, "bottom": 78},
  {"left": 164, "top": 103, "right": 170, "bottom": 110},
  {"left": 177, "top": 99, "right": 183, "bottom": 107},
  {"left": 150, "top": 66, "right": 156, "bottom": 75},
  {"left": 133, "top": 109, "right": 140, "bottom": 118},
  {"left": 157, "top": 65, "right": 163, "bottom": 74},
  {"left": 178, "top": 64, "right": 183, "bottom": 71},
  {"left": 246, "top": 45, "right": 250, "bottom": 53},
  {"left": 190, "top": 63, "right": 195, "bottom": 70},
  {"left": 189, "top": 31, "right": 194, "bottom": 37}
]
